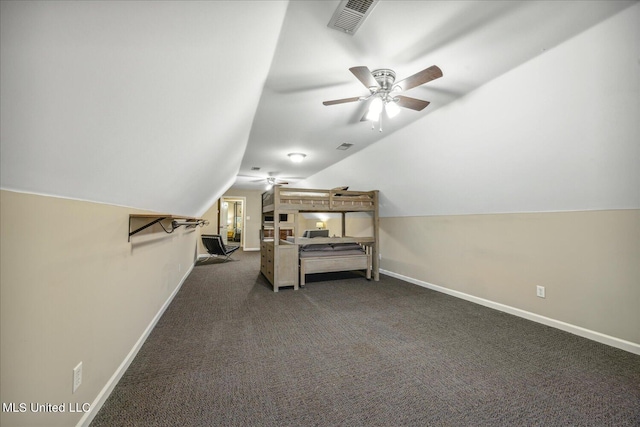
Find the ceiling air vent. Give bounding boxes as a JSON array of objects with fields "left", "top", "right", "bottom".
[
  {"left": 328, "top": 0, "right": 379, "bottom": 35},
  {"left": 337, "top": 143, "right": 354, "bottom": 151}
]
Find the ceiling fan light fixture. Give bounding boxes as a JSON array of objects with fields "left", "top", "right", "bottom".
[
  {"left": 366, "top": 97, "right": 383, "bottom": 121},
  {"left": 288, "top": 153, "right": 306, "bottom": 163},
  {"left": 385, "top": 100, "right": 400, "bottom": 118},
  {"left": 266, "top": 177, "right": 276, "bottom": 190}
]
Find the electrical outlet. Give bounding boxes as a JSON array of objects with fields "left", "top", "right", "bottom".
[
  {"left": 536, "top": 286, "right": 546, "bottom": 298},
  {"left": 73, "top": 362, "right": 83, "bottom": 393}
]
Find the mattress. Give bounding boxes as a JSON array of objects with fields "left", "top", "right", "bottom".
[
  {"left": 299, "top": 242, "right": 365, "bottom": 258},
  {"left": 299, "top": 249, "right": 366, "bottom": 258}
]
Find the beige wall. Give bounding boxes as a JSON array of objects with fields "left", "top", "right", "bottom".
[
  {"left": 197, "top": 201, "right": 220, "bottom": 255},
  {"left": 380, "top": 210, "right": 640, "bottom": 345},
  {"left": 0, "top": 190, "right": 198, "bottom": 427},
  {"left": 299, "top": 212, "right": 374, "bottom": 238},
  {"left": 299, "top": 214, "right": 342, "bottom": 237}
]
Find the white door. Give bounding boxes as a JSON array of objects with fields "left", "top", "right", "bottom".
[{"left": 219, "top": 200, "right": 229, "bottom": 244}]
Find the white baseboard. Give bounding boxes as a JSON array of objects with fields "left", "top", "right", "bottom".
[
  {"left": 77, "top": 263, "right": 195, "bottom": 427},
  {"left": 197, "top": 247, "right": 258, "bottom": 260},
  {"left": 380, "top": 269, "right": 640, "bottom": 356}
]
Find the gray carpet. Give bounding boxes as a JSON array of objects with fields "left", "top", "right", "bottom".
[{"left": 91, "top": 250, "right": 640, "bottom": 426}]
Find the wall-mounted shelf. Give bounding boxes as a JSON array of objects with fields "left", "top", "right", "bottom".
[{"left": 128, "top": 214, "right": 207, "bottom": 241}]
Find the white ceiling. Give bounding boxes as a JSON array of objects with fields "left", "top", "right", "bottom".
[
  {"left": 234, "top": 0, "right": 636, "bottom": 190},
  {"left": 0, "top": 0, "right": 287, "bottom": 216},
  {"left": 300, "top": 2, "right": 640, "bottom": 216},
  {"left": 1, "top": 1, "right": 635, "bottom": 216}
]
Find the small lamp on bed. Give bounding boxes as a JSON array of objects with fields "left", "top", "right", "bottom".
[{"left": 316, "top": 221, "right": 325, "bottom": 229}]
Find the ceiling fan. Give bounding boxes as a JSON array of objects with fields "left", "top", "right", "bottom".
[
  {"left": 323, "top": 65, "right": 443, "bottom": 129},
  {"left": 265, "top": 177, "right": 288, "bottom": 187},
  {"left": 237, "top": 174, "right": 293, "bottom": 188}
]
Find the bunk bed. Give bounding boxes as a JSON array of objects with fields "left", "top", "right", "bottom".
[{"left": 261, "top": 187, "right": 379, "bottom": 292}]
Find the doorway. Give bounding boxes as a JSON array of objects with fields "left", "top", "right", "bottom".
[{"left": 219, "top": 197, "right": 245, "bottom": 248}]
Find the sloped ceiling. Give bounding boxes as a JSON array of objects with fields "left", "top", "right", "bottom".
[
  {"left": 0, "top": 0, "right": 287, "bottom": 216},
  {"left": 235, "top": 0, "right": 636, "bottom": 191},
  {"left": 299, "top": 2, "right": 640, "bottom": 217},
  {"left": 1, "top": 1, "right": 636, "bottom": 217}
]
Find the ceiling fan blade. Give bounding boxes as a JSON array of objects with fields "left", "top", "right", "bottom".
[
  {"left": 395, "top": 95, "right": 431, "bottom": 111},
  {"left": 349, "top": 66, "right": 380, "bottom": 90},
  {"left": 394, "top": 65, "right": 443, "bottom": 91},
  {"left": 323, "top": 96, "right": 361, "bottom": 106}
]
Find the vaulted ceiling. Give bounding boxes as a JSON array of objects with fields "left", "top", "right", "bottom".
[{"left": 1, "top": 1, "right": 635, "bottom": 216}]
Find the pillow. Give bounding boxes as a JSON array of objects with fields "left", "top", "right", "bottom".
[
  {"left": 331, "top": 186, "right": 349, "bottom": 196},
  {"left": 331, "top": 243, "right": 363, "bottom": 251},
  {"left": 303, "top": 229, "right": 329, "bottom": 238}
]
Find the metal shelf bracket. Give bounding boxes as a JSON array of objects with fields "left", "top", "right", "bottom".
[{"left": 128, "top": 214, "right": 208, "bottom": 241}]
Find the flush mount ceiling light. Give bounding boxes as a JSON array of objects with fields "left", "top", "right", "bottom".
[{"left": 288, "top": 153, "right": 306, "bottom": 163}]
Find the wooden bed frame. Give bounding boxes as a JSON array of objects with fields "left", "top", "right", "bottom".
[
  {"left": 261, "top": 187, "right": 379, "bottom": 291},
  {"left": 262, "top": 187, "right": 376, "bottom": 212},
  {"left": 299, "top": 250, "right": 372, "bottom": 288}
]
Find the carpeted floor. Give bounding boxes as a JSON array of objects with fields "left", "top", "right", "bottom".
[{"left": 90, "top": 250, "right": 640, "bottom": 426}]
